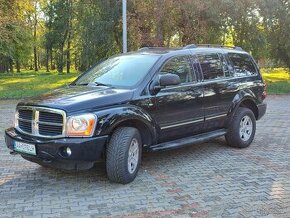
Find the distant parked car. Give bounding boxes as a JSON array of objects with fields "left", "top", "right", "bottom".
[{"left": 5, "top": 44, "right": 267, "bottom": 184}]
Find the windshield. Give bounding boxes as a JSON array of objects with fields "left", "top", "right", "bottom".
[{"left": 74, "top": 54, "right": 160, "bottom": 88}]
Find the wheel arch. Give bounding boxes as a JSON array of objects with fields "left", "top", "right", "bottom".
[
  {"left": 226, "top": 90, "right": 260, "bottom": 127},
  {"left": 239, "top": 99, "right": 259, "bottom": 120},
  {"left": 111, "top": 119, "right": 155, "bottom": 147},
  {"left": 95, "top": 106, "right": 158, "bottom": 147}
]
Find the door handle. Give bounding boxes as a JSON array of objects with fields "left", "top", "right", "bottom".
[
  {"left": 186, "top": 91, "right": 202, "bottom": 97},
  {"left": 228, "top": 84, "right": 239, "bottom": 91}
]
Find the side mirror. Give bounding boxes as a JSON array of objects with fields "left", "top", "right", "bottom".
[
  {"left": 150, "top": 74, "right": 181, "bottom": 95},
  {"left": 159, "top": 74, "right": 181, "bottom": 87}
]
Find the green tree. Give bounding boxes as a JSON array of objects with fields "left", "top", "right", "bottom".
[
  {"left": 2, "top": 0, "right": 290, "bottom": 73},
  {"left": 0, "top": 0, "right": 32, "bottom": 72},
  {"left": 259, "top": 0, "right": 290, "bottom": 69},
  {"left": 222, "top": 0, "right": 266, "bottom": 59},
  {"left": 76, "top": 0, "right": 122, "bottom": 71},
  {"left": 44, "top": 0, "right": 74, "bottom": 73}
]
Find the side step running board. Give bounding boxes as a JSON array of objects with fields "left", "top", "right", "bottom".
[{"left": 149, "top": 129, "right": 227, "bottom": 152}]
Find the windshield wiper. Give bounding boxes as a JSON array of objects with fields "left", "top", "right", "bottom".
[
  {"left": 73, "top": 83, "right": 88, "bottom": 86},
  {"left": 72, "top": 82, "right": 113, "bottom": 87},
  {"left": 92, "top": 82, "right": 112, "bottom": 87}
]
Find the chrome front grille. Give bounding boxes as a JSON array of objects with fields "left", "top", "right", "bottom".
[
  {"left": 16, "top": 107, "right": 66, "bottom": 138},
  {"left": 18, "top": 109, "right": 33, "bottom": 120},
  {"left": 39, "top": 111, "right": 63, "bottom": 124}
]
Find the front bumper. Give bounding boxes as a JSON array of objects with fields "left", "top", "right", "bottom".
[
  {"left": 257, "top": 103, "right": 267, "bottom": 120},
  {"left": 5, "top": 128, "right": 108, "bottom": 170}
]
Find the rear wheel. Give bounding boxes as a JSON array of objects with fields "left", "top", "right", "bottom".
[
  {"left": 106, "top": 127, "right": 142, "bottom": 184},
  {"left": 226, "top": 107, "right": 256, "bottom": 148}
]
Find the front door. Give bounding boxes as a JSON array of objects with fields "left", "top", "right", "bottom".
[{"left": 152, "top": 55, "right": 204, "bottom": 142}]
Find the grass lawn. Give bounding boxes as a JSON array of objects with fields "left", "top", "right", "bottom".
[
  {"left": 261, "top": 68, "right": 290, "bottom": 94},
  {"left": 0, "top": 68, "right": 289, "bottom": 99},
  {"left": 0, "top": 70, "right": 79, "bottom": 99}
]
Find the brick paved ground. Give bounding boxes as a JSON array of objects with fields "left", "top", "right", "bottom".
[{"left": 0, "top": 96, "right": 290, "bottom": 218}]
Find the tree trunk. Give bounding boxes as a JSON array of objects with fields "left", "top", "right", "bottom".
[
  {"left": 33, "top": 1, "right": 38, "bottom": 72},
  {"left": 16, "top": 60, "right": 21, "bottom": 73},
  {"left": 29, "top": 59, "right": 33, "bottom": 70},
  {"left": 180, "top": 6, "right": 190, "bottom": 45},
  {"left": 114, "top": 28, "right": 122, "bottom": 52},
  {"left": 66, "top": 0, "right": 73, "bottom": 74},
  {"left": 166, "top": 36, "right": 171, "bottom": 47},
  {"left": 66, "top": 39, "right": 71, "bottom": 73},
  {"left": 156, "top": 0, "right": 164, "bottom": 47},
  {"left": 34, "top": 47, "right": 38, "bottom": 72},
  {"left": 59, "top": 29, "right": 69, "bottom": 73},
  {"left": 57, "top": 48, "right": 64, "bottom": 73},
  {"left": 50, "top": 49, "right": 55, "bottom": 70},
  {"left": 38, "top": 52, "right": 41, "bottom": 70},
  {"left": 0, "top": 55, "right": 6, "bottom": 72},
  {"left": 46, "top": 48, "right": 50, "bottom": 72},
  {"left": 9, "top": 58, "right": 14, "bottom": 73},
  {"left": 75, "top": 58, "right": 78, "bottom": 71}
]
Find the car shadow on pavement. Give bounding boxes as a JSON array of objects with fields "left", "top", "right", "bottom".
[{"left": 0, "top": 137, "right": 231, "bottom": 190}]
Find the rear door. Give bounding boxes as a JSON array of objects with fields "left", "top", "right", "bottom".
[
  {"left": 152, "top": 55, "right": 204, "bottom": 142},
  {"left": 196, "top": 52, "right": 236, "bottom": 131}
]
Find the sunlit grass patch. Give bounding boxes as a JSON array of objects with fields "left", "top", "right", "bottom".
[
  {"left": 0, "top": 71, "right": 79, "bottom": 99},
  {"left": 261, "top": 68, "right": 290, "bottom": 82},
  {"left": 261, "top": 68, "right": 290, "bottom": 94},
  {"left": 2, "top": 77, "right": 35, "bottom": 85}
]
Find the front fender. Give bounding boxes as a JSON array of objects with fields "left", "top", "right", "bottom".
[{"left": 94, "top": 105, "right": 157, "bottom": 142}]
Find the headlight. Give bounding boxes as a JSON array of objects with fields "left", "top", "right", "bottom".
[{"left": 66, "top": 114, "right": 97, "bottom": 137}]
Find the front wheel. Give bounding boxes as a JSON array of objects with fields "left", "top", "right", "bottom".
[
  {"left": 106, "top": 127, "right": 142, "bottom": 184},
  {"left": 226, "top": 107, "right": 256, "bottom": 148}
]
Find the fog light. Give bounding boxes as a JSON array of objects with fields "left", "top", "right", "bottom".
[{"left": 65, "top": 147, "right": 72, "bottom": 156}]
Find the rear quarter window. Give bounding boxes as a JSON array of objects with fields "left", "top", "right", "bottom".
[{"left": 228, "top": 53, "right": 258, "bottom": 77}]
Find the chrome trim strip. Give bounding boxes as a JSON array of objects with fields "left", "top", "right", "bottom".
[
  {"left": 205, "top": 113, "right": 227, "bottom": 121},
  {"left": 32, "top": 110, "right": 39, "bottom": 135},
  {"left": 15, "top": 111, "right": 19, "bottom": 128},
  {"left": 37, "top": 121, "right": 63, "bottom": 126},
  {"left": 161, "top": 118, "right": 204, "bottom": 130},
  {"left": 17, "top": 118, "right": 32, "bottom": 123},
  {"left": 201, "top": 75, "right": 258, "bottom": 84},
  {"left": 16, "top": 106, "right": 66, "bottom": 139},
  {"left": 161, "top": 113, "right": 228, "bottom": 130},
  {"left": 162, "top": 82, "right": 200, "bottom": 91}
]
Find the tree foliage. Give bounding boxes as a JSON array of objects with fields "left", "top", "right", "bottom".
[
  {"left": 259, "top": 0, "right": 290, "bottom": 68},
  {"left": 0, "top": 0, "right": 290, "bottom": 73},
  {"left": 0, "top": 0, "right": 32, "bottom": 72}
]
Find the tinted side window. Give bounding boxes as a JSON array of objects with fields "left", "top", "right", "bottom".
[
  {"left": 197, "top": 53, "right": 224, "bottom": 80},
  {"left": 220, "top": 54, "right": 231, "bottom": 77},
  {"left": 228, "top": 53, "right": 257, "bottom": 77},
  {"left": 160, "top": 56, "right": 195, "bottom": 84}
]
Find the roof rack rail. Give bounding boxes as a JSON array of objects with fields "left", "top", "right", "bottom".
[
  {"left": 184, "top": 44, "right": 198, "bottom": 49},
  {"left": 184, "top": 44, "right": 244, "bottom": 51},
  {"left": 233, "top": 46, "right": 244, "bottom": 51},
  {"left": 138, "top": 47, "right": 169, "bottom": 51}
]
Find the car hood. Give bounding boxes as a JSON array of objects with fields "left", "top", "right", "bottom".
[{"left": 18, "top": 86, "right": 134, "bottom": 113}]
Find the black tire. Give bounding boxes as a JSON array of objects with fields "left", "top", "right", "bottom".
[
  {"left": 106, "top": 127, "right": 142, "bottom": 184},
  {"left": 226, "top": 107, "right": 256, "bottom": 148}
]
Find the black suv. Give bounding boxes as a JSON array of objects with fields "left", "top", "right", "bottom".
[{"left": 5, "top": 44, "right": 267, "bottom": 184}]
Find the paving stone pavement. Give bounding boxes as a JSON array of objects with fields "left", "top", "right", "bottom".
[{"left": 0, "top": 96, "right": 290, "bottom": 218}]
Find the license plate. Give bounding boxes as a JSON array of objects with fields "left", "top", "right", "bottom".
[{"left": 14, "top": 141, "right": 36, "bottom": 156}]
